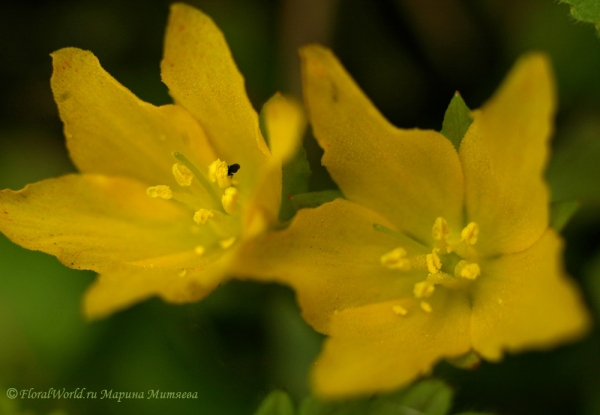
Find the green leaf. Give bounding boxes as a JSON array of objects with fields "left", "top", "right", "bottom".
[
  {"left": 299, "top": 379, "right": 453, "bottom": 415},
  {"left": 440, "top": 92, "right": 472, "bottom": 151},
  {"left": 280, "top": 143, "right": 312, "bottom": 221},
  {"left": 560, "top": 0, "right": 600, "bottom": 35},
  {"left": 291, "top": 190, "right": 343, "bottom": 211},
  {"left": 254, "top": 390, "right": 295, "bottom": 415},
  {"left": 453, "top": 412, "right": 496, "bottom": 415},
  {"left": 390, "top": 379, "right": 453, "bottom": 415},
  {"left": 550, "top": 200, "right": 580, "bottom": 231}
]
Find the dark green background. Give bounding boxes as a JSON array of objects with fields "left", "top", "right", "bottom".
[{"left": 1, "top": 0, "right": 600, "bottom": 414}]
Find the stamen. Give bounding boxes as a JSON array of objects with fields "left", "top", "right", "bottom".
[
  {"left": 432, "top": 217, "right": 450, "bottom": 241},
  {"left": 461, "top": 222, "right": 479, "bottom": 245},
  {"left": 380, "top": 247, "right": 411, "bottom": 271},
  {"left": 146, "top": 185, "right": 173, "bottom": 199},
  {"left": 454, "top": 260, "right": 481, "bottom": 280},
  {"left": 193, "top": 208, "right": 214, "bottom": 225},
  {"left": 392, "top": 305, "right": 408, "bottom": 316},
  {"left": 219, "top": 237, "right": 236, "bottom": 249},
  {"left": 222, "top": 187, "right": 239, "bottom": 214},
  {"left": 173, "top": 152, "right": 220, "bottom": 201},
  {"left": 194, "top": 246, "right": 205, "bottom": 255},
  {"left": 413, "top": 281, "right": 435, "bottom": 298},
  {"left": 209, "top": 159, "right": 233, "bottom": 189},
  {"left": 426, "top": 250, "right": 442, "bottom": 274},
  {"left": 420, "top": 301, "right": 432, "bottom": 313},
  {"left": 172, "top": 163, "right": 193, "bottom": 186}
]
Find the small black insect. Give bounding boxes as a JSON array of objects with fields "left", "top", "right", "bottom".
[{"left": 227, "top": 163, "right": 240, "bottom": 177}]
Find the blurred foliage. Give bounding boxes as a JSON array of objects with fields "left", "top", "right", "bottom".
[{"left": 1, "top": 0, "right": 600, "bottom": 414}]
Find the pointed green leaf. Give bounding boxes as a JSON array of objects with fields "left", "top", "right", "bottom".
[
  {"left": 550, "top": 200, "right": 580, "bottom": 231},
  {"left": 299, "top": 379, "right": 453, "bottom": 415},
  {"left": 291, "top": 190, "right": 344, "bottom": 211},
  {"left": 441, "top": 92, "right": 472, "bottom": 151},
  {"left": 560, "top": 0, "right": 600, "bottom": 35},
  {"left": 254, "top": 390, "right": 295, "bottom": 415}
]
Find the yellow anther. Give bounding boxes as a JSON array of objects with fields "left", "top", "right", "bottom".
[
  {"left": 454, "top": 260, "right": 481, "bottom": 280},
  {"left": 193, "top": 208, "right": 214, "bottom": 225},
  {"left": 380, "top": 247, "right": 411, "bottom": 271},
  {"left": 208, "top": 159, "right": 232, "bottom": 189},
  {"left": 194, "top": 246, "right": 205, "bottom": 255},
  {"left": 461, "top": 222, "right": 479, "bottom": 245},
  {"left": 146, "top": 185, "right": 173, "bottom": 199},
  {"left": 432, "top": 217, "right": 450, "bottom": 241},
  {"left": 392, "top": 305, "right": 408, "bottom": 316},
  {"left": 172, "top": 163, "right": 193, "bottom": 186},
  {"left": 179, "top": 269, "right": 188, "bottom": 277},
  {"left": 219, "top": 237, "right": 236, "bottom": 249},
  {"left": 420, "top": 301, "right": 432, "bottom": 313},
  {"left": 222, "top": 187, "right": 239, "bottom": 214},
  {"left": 426, "top": 250, "right": 442, "bottom": 274},
  {"left": 413, "top": 281, "right": 435, "bottom": 298}
]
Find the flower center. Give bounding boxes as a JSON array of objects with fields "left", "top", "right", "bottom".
[
  {"left": 380, "top": 217, "right": 481, "bottom": 315},
  {"left": 145, "top": 152, "right": 243, "bottom": 261}
]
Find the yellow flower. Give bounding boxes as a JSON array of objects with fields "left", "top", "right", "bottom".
[
  {"left": 236, "top": 45, "right": 591, "bottom": 397},
  {"left": 0, "top": 3, "right": 303, "bottom": 319}
]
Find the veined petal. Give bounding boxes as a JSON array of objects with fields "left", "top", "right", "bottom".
[
  {"left": 234, "top": 198, "right": 427, "bottom": 334},
  {"left": 460, "top": 54, "right": 555, "bottom": 256},
  {"left": 161, "top": 3, "right": 270, "bottom": 199},
  {"left": 312, "top": 291, "right": 471, "bottom": 397},
  {"left": 471, "top": 229, "right": 591, "bottom": 361},
  {"left": 300, "top": 45, "right": 464, "bottom": 243},
  {"left": 0, "top": 174, "right": 205, "bottom": 272},
  {"left": 84, "top": 255, "right": 231, "bottom": 319},
  {"left": 51, "top": 48, "right": 218, "bottom": 205}
]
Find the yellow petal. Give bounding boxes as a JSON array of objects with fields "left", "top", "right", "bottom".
[
  {"left": 460, "top": 54, "right": 555, "bottom": 255},
  {"left": 161, "top": 3, "right": 271, "bottom": 199},
  {"left": 84, "top": 256, "right": 230, "bottom": 319},
  {"left": 51, "top": 48, "right": 218, "bottom": 204},
  {"left": 471, "top": 229, "right": 591, "bottom": 361},
  {"left": 312, "top": 291, "right": 471, "bottom": 397},
  {"left": 0, "top": 174, "right": 204, "bottom": 272},
  {"left": 300, "top": 45, "right": 464, "bottom": 242},
  {"left": 234, "top": 198, "right": 427, "bottom": 334},
  {"left": 262, "top": 93, "right": 306, "bottom": 163}
]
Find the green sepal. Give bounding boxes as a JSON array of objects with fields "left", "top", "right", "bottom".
[
  {"left": 280, "top": 144, "right": 312, "bottom": 221},
  {"left": 298, "top": 379, "right": 453, "bottom": 415},
  {"left": 254, "top": 390, "right": 295, "bottom": 415},
  {"left": 291, "top": 190, "right": 344, "bottom": 211},
  {"left": 258, "top": 100, "right": 312, "bottom": 222},
  {"left": 441, "top": 92, "right": 472, "bottom": 152},
  {"left": 560, "top": 0, "right": 600, "bottom": 35},
  {"left": 550, "top": 200, "right": 580, "bottom": 231}
]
